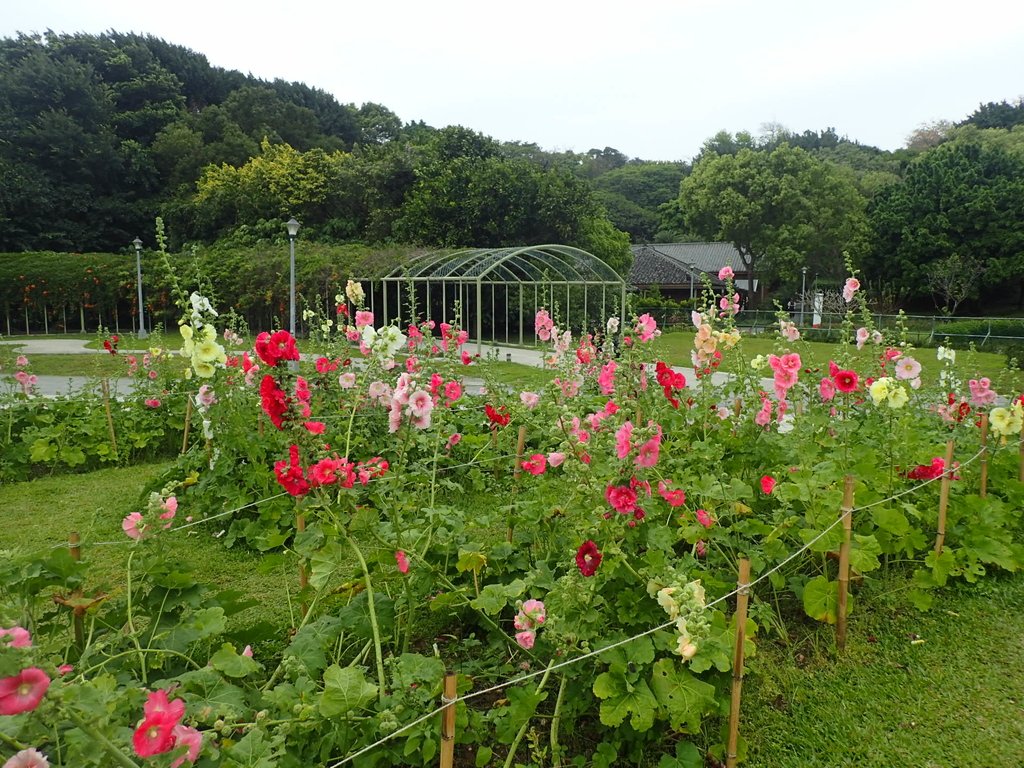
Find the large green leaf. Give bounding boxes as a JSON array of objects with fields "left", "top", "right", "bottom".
[
  {"left": 802, "top": 575, "right": 853, "bottom": 624},
  {"left": 319, "top": 664, "right": 377, "bottom": 717},
  {"left": 593, "top": 670, "right": 658, "bottom": 732},
  {"left": 210, "top": 642, "right": 262, "bottom": 678},
  {"left": 649, "top": 658, "right": 717, "bottom": 733}
]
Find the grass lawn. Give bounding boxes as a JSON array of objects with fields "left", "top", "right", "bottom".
[{"left": 3, "top": 464, "right": 1022, "bottom": 766}]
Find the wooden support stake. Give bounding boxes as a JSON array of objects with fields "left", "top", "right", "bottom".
[
  {"left": 979, "top": 413, "right": 989, "bottom": 498},
  {"left": 101, "top": 379, "right": 118, "bottom": 458},
  {"left": 726, "top": 558, "right": 751, "bottom": 768},
  {"left": 934, "top": 439, "right": 956, "bottom": 556},
  {"left": 733, "top": 398, "right": 742, "bottom": 418},
  {"left": 836, "top": 475, "right": 855, "bottom": 651},
  {"left": 1019, "top": 428, "right": 1024, "bottom": 484},
  {"left": 439, "top": 672, "right": 458, "bottom": 768},
  {"left": 513, "top": 425, "right": 527, "bottom": 478},
  {"left": 181, "top": 397, "right": 194, "bottom": 455},
  {"left": 69, "top": 531, "right": 84, "bottom": 650}
]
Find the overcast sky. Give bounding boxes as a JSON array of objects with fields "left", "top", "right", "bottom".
[{"left": 4, "top": 0, "right": 1023, "bottom": 161}]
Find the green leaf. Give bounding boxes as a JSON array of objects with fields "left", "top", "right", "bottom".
[
  {"left": 309, "top": 540, "right": 350, "bottom": 590},
  {"left": 29, "top": 438, "right": 57, "bottom": 462},
  {"left": 319, "top": 664, "right": 377, "bottom": 717},
  {"left": 649, "top": 658, "right": 717, "bottom": 733},
  {"left": 470, "top": 579, "right": 525, "bottom": 615},
  {"left": 925, "top": 549, "right": 957, "bottom": 587},
  {"left": 850, "top": 534, "right": 882, "bottom": 574},
  {"left": 475, "top": 746, "right": 493, "bottom": 766},
  {"left": 173, "top": 667, "right": 248, "bottom": 721},
  {"left": 802, "top": 575, "right": 853, "bottom": 624},
  {"left": 593, "top": 670, "right": 658, "bottom": 732},
  {"left": 872, "top": 506, "right": 909, "bottom": 535},
  {"left": 801, "top": 524, "right": 844, "bottom": 553},
  {"left": 163, "top": 607, "right": 226, "bottom": 650},
  {"left": 222, "top": 727, "right": 282, "bottom": 768},
  {"left": 456, "top": 549, "right": 487, "bottom": 573},
  {"left": 210, "top": 642, "right": 262, "bottom": 678},
  {"left": 496, "top": 685, "right": 547, "bottom": 743}
]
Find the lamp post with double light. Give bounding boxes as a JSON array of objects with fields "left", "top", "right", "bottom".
[
  {"left": 800, "top": 266, "right": 808, "bottom": 326},
  {"left": 286, "top": 218, "right": 300, "bottom": 338},
  {"left": 133, "top": 237, "right": 147, "bottom": 339}
]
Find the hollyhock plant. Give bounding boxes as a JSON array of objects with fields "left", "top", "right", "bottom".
[
  {"left": 718, "top": 265, "right": 735, "bottom": 281},
  {"left": 0, "top": 667, "right": 51, "bottom": 715},
  {"left": 894, "top": 356, "right": 922, "bottom": 381},
  {"left": 576, "top": 540, "right": 602, "bottom": 576},
  {"left": 833, "top": 369, "right": 859, "bottom": 393},
  {"left": 842, "top": 277, "right": 860, "bottom": 303}
]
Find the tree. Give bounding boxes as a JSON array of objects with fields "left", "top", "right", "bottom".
[
  {"left": 674, "top": 144, "right": 868, "bottom": 301},
  {"left": 927, "top": 253, "right": 985, "bottom": 314}
]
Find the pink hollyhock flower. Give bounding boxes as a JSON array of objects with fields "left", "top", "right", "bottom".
[
  {"left": 598, "top": 360, "right": 617, "bottom": 395},
  {"left": 819, "top": 377, "right": 837, "bottom": 401},
  {"left": 407, "top": 389, "right": 434, "bottom": 418},
  {"left": 395, "top": 550, "right": 410, "bottom": 574},
  {"left": 3, "top": 748, "right": 49, "bottom": 768},
  {"left": 780, "top": 353, "right": 801, "bottom": 372},
  {"left": 635, "top": 313, "right": 658, "bottom": 342},
  {"left": 780, "top": 321, "right": 800, "bottom": 342},
  {"left": 615, "top": 421, "right": 633, "bottom": 459},
  {"left": 354, "top": 310, "right": 374, "bottom": 329},
  {"left": 144, "top": 689, "right": 186, "bottom": 722},
  {"left": 254, "top": 330, "right": 299, "bottom": 367},
  {"left": 519, "top": 391, "right": 540, "bottom": 409},
  {"left": 57, "top": 665, "right": 73, "bottom": 675},
  {"left": 717, "top": 405, "right": 731, "bottom": 420},
  {"left": 169, "top": 725, "right": 203, "bottom": 768},
  {"left": 755, "top": 398, "right": 773, "bottom": 427},
  {"left": 133, "top": 716, "right": 176, "bottom": 757},
  {"left": 274, "top": 444, "right": 310, "bottom": 497},
  {"left": 16, "top": 355, "right": 28, "bottom": 367},
  {"left": 242, "top": 645, "right": 254, "bottom": 658},
  {"left": 338, "top": 372, "right": 357, "bottom": 389},
  {"left": 657, "top": 480, "right": 686, "bottom": 507},
  {"left": 521, "top": 599, "right": 546, "bottom": 625},
  {"left": 303, "top": 421, "right": 326, "bottom": 435},
  {"left": 842, "top": 277, "right": 860, "bottom": 303},
  {"left": 315, "top": 357, "right": 336, "bottom": 374},
  {"left": 695, "top": 540, "right": 707, "bottom": 557},
  {"left": 605, "top": 484, "right": 638, "bottom": 514},
  {"left": 515, "top": 630, "right": 535, "bottom": 649},
  {"left": 969, "top": 378, "right": 997, "bottom": 406},
  {"left": 196, "top": 385, "right": 217, "bottom": 408},
  {"left": 691, "top": 310, "right": 703, "bottom": 329},
  {"left": 405, "top": 356, "right": 419, "bottom": 373},
  {"left": 145, "top": 398, "right": 161, "bottom": 408},
  {"left": 444, "top": 380, "right": 463, "bottom": 404},
  {"left": 760, "top": 475, "right": 777, "bottom": 494},
  {"left": 718, "top": 265, "right": 735, "bottom": 281},
  {"left": 521, "top": 454, "right": 547, "bottom": 475},
  {"left": 855, "top": 327, "right": 869, "bottom": 349},
  {"left": 907, "top": 458, "right": 945, "bottom": 481},
  {"left": 0, "top": 668, "right": 51, "bottom": 715},
  {"left": 0, "top": 626, "right": 31, "bottom": 648},
  {"left": 148, "top": 369, "right": 158, "bottom": 380},
  {"left": 446, "top": 433, "right": 462, "bottom": 450},
  {"left": 695, "top": 509, "right": 713, "bottom": 528},
  {"left": 635, "top": 429, "right": 662, "bottom": 468},
  {"left": 410, "top": 412, "right": 432, "bottom": 430},
  {"left": 122, "top": 512, "right": 147, "bottom": 540},
  {"left": 547, "top": 451, "right": 565, "bottom": 467},
  {"left": 894, "top": 356, "right": 921, "bottom": 381},
  {"left": 460, "top": 350, "right": 472, "bottom": 365}
]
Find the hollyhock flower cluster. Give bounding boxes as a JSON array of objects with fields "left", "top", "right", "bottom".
[
  {"left": 103, "top": 334, "right": 119, "bottom": 354},
  {"left": 576, "top": 540, "right": 602, "bottom": 576},
  {"left": 345, "top": 279, "right": 366, "bottom": 306},
  {"left": 597, "top": 360, "right": 617, "bottom": 394},
  {"left": 936, "top": 393, "right": 972, "bottom": 424},
  {"left": 0, "top": 625, "right": 32, "bottom": 648},
  {"left": 869, "top": 377, "right": 909, "bottom": 409},
  {"left": 655, "top": 361, "right": 686, "bottom": 408},
  {"left": 969, "top": 378, "right": 998, "bottom": 406},
  {"left": 0, "top": 667, "right": 50, "bottom": 715},
  {"left": 485, "top": 403, "right": 511, "bottom": 428},
  {"left": 385, "top": 373, "right": 435, "bottom": 432},
  {"left": 179, "top": 293, "right": 228, "bottom": 378},
  {"left": 513, "top": 599, "right": 546, "bottom": 649},
  {"left": 657, "top": 480, "right": 686, "bottom": 508},
  {"left": 13, "top": 370, "right": 38, "bottom": 396},
  {"left": 605, "top": 478, "right": 650, "bottom": 525},
  {"left": 223, "top": 327, "right": 244, "bottom": 347},
  {"left": 123, "top": 493, "right": 179, "bottom": 540},
  {"left": 907, "top": 457, "right": 948, "bottom": 481},
  {"left": 754, "top": 395, "right": 773, "bottom": 428},
  {"left": 255, "top": 330, "right": 299, "bottom": 368},
  {"left": 718, "top": 292, "right": 740, "bottom": 317},
  {"left": 615, "top": 421, "right": 662, "bottom": 468},
  {"left": 779, "top": 320, "right": 800, "bottom": 342},
  {"left": 519, "top": 391, "right": 540, "bottom": 409},
  {"left": 132, "top": 689, "right": 202, "bottom": 765},
  {"left": 535, "top": 309, "right": 555, "bottom": 341},
  {"left": 768, "top": 353, "right": 801, "bottom": 401},
  {"left": 360, "top": 324, "right": 407, "bottom": 362},
  {"left": 520, "top": 454, "right": 547, "bottom": 475},
  {"left": 820, "top": 361, "right": 858, "bottom": 401},
  {"left": 842, "top": 277, "right": 860, "bottom": 303},
  {"left": 275, "top": 444, "right": 388, "bottom": 496},
  {"left": 718, "top": 265, "right": 735, "bottom": 281},
  {"left": 655, "top": 580, "right": 707, "bottom": 661}
]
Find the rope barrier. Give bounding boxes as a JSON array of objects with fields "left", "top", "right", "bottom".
[{"left": 324, "top": 445, "right": 987, "bottom": 768}]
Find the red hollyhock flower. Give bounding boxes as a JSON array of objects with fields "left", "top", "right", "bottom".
[
  {"left": 907, "top": 457, "right": 945, "bottom": 481},
  {"left": 657, "top": 480, "right": 687, "bottom": 507},
  {"left": 274, "top": 445, "right": 309, "bottom": 497},
  {"left": 760, "top": 475, "right": 777, "bottom": 495},
  {"left": 0, "top": 667, "right": 50, "bottom": 715},
  {"left": 575, "top": 540, "right": 602, "bottom": 577},
  {"left": 259, "top": 375, "right": 289, "bottom": 429},
  {"left": 521, "top": 454, "right": 547, "bottom": 475},
  {"left": 604, "top": 484, "right": 638, "bottom": 514},
  {"left": 833, "top": 369, "right": 859, "bottom": 393},
  {"left": 485, "top": 404, "right": 511, "bottom": 428},
  {"left": 133, "top": 715, "right": 177, "bottom": 757},
  {"left": 255, "top": 330, "right": 300, "bottom": 367}
]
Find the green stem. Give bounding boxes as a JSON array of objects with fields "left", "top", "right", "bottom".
[
  {"left": 341, "top": 395, "right": 361, "bottom": 460},
  {"left": 345, "top": 531, "right": 386, "bottom": 704},
  {"left": 0, "top": 729, "right": 28, "bottom": 752},
  {"left": 67, "top": 710, "right": 142, "bottom": 768},
  {"left": 260, "top": 585, "right": 326, "bottom": 693},
  {"left": 77, "top": 648, "right": 203, "bottom": 678},
  {"left": 124, "top": 551, "right": 148, "bottom": 686},
  {"left": 503, "top": 659, "right": 555, "bottom": 768},
  {"left": 550, "top": 674, "right": 568, "bottom": 768}
]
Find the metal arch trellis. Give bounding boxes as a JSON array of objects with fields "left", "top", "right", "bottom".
[{"left": 373, "top": 245, "right": 627, "bottom": 354}]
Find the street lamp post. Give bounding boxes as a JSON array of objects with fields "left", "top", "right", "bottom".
[
  {"left": 133, "top": 237, "right": 147, "bottom": 339},
  {"left": 286, "top": 218, "right": 300, "bottom": 338},
  {"left": 800, "top": 266, "right": 808, "bottom": 326}
]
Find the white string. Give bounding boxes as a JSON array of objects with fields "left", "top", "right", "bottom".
[{"left": 324, "top": 445, "right": 987, "bottom": 768}]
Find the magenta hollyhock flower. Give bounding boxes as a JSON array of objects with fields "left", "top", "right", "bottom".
[
  {"left": 615, "top": 421, "right": 633, "bottom": 460},
  {"left": 604, "top": 484, "right": 638, "bottom": 515},
  {"left": 3, "top": 748, "right": 49, "bottom": 768},
  {"left": 635, "top": 313, "right": 658, "bottom": 342},
  {"left": 0, "top": 626, "right": 31, "bottom": 648},
  {"left": 444, "top": 380, "right": 463, "bottom": 405},
  {"left": 0, "top": 668, "right": 51, "bottom": 715},
  {"left": 760, "top": 475, "right": 777, "bottom": 495},
  {"left": 395, "top": 550, "right": 410, "bottom": 574},
  {"left": 833, "top": 369, "right": 859, "bottom": 393},
  {"left": 144, "top": 398, "right": 161, "bottom": 408},
  {"left": 133, "top": 716, "right": 177, "bottom": 757},
  {"left": 657, "top": 481, "right": 686, "bottom": 508},
  {"left": 598, "top": 360, "right": 617, "bottom": 395},
  {"left": 354, "top": 310, "right": 374, "bottom": 329},
  {"left": 634, "top": 428, "right": 662, "bottom": 468},
  {"left": 575, "top": 540, "right": 602, "bottom": 576},
  {"left": 144, "top": 689, "right": 186, "bottom": 722},
  {"left": 695, "top": 509, "right": 713, "bottom": 528}
]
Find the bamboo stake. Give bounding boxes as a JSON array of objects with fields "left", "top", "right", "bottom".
[
  {"left": 69, "top": 531, "right": 85, "bottom": 650},
  {"left": 513, "top": 425, "right": 527, "bottom": 478},
  {"left": 733, "top": 398, "right": 742, "bottom": 418},
  {"left": 726, "top": 558, "right": 752, "bottom": 768},
  {"left": 439, "top": 672, "right": 458, "bottom": 768},
  {"left": 979, "top": 414, "right": 988, "bottom": 498},
  {"left": 836, "top": 475, "right": 855, "bottom": 651},
  {"left": 1019, "top": 427, "right": 1024, "bottom": 484},
  {"left": 181, "top": 397, "right": 193, "bottom": 455},
  {"left": 101, "top": 379, "right": 118, "bottom": 458},
  {"left": 934, "top": 439, "right": 956, "bottom": 556}
]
